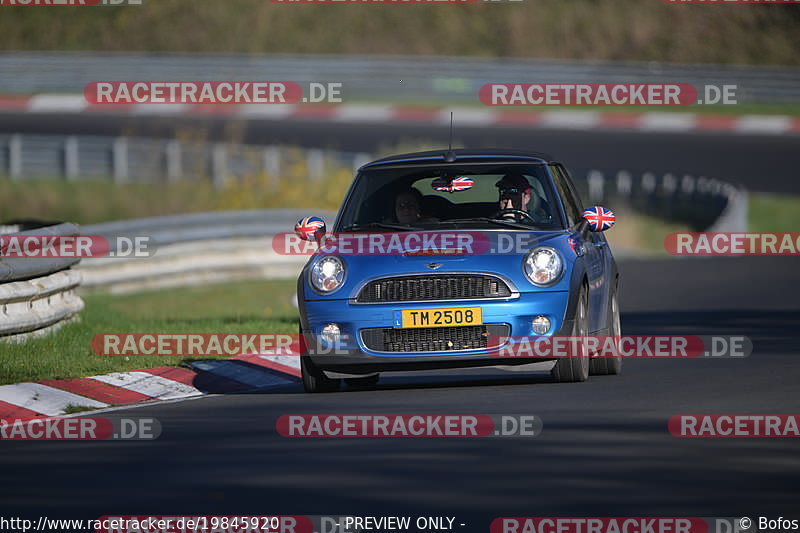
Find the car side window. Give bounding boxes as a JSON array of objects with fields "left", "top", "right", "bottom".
[
  {"left": 549, "top": 165, "right": 583, "bottom": 227},
  {"left": 558, "top": 165, "right": 587, "bottom": 213}
]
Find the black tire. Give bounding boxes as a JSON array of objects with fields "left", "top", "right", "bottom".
[
  {"left": 300, "top": 355, "right": 341, "bottom": 393},
  {"left": 551, "top": 285, "right": 590, "bottom": 383},
  {"left": 590, "top": 283, "right": 623, "bottom": 376},
  {"left": 344, "top": 374, "right": 380, "bottom": 389},
  {"left": 299, "top": 322, "right": 341, "bottom": 393}
]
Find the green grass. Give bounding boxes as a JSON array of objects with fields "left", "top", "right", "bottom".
[
  {"left": 0, "top": 0, "right": 797, "bottom": 65},
  {"left": 0, "top": 167, "right": 355, "bottom": 225},
  {"left": 748, "top": 193, "right": 800, "bottom": 233},
  {"left": 603, "top": 205, "right": 691, "bottom": 256},
  {"left": 0, "top": 279, "right": 299, "bottom": 386},
  {"left": 62, "top": 404, "right": 99, "bottom": 415}
]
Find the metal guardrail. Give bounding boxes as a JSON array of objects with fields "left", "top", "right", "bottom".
[
  {"left": 0, "top": 222, "right": 85, "bottom": 342},
  {"left": 570, "top": 168, "right": 744, "bottom": 232},
  {"left": 0, "top": 222, "right": 81, "bottom": 281},
  {"left": 0, "top": 134, "right": 369, "bottom": 184},
  {"left": 0, "top": 132, "right": 751, "bottom": 229},
  {"left": 79, "top": 209, "right": 337, "bottom": 293},
  {"left": 1, "top": 52, "right": 799, "bottom": 104}
]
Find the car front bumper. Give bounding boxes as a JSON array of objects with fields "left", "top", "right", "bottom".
[{"left": 300, "top": 290, "right": 575, "bottom": 375}]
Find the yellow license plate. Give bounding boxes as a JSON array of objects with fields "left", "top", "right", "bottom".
[{"left": 394, "top": 307, "right": 483, "bottom": 329}]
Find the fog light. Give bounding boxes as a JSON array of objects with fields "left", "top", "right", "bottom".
[
  {"left": 321, "top": 323, "right": 341, "bottom": 344},
  {"left": 532, "top": 316, "right": 551, "bottom": 335}
]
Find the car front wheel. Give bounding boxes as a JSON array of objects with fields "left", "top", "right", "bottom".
[
  {"left": 590, "top": 283, "right": 622, "bottom": 376},
  {"left": 551, "top": 284, "right": 590, "bottom": 383},
  {"left": 301, "top": 355, "right": 342, "bottom": 393}
]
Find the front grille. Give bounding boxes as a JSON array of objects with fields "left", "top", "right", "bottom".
[
  {"left": 361, "top": 324, "right": 510, "bottom": 353},
  {"left": 356, "top": 275, "right": 512, "bottom": 303}
]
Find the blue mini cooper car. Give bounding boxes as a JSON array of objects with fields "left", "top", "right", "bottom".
[{"left": 295, "top": 149, "right": 620, "bottom": 392}]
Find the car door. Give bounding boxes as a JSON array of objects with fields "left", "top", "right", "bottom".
[{"left": 550, "top": 165, "right": 608, "bottom": 334}]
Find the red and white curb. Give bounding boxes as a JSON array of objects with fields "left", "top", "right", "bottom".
[
  {"left": 1, "top": 94, "right": 798, "bottom": 135},
  {"left": 0, "top": 351, "right": 300, "bottom": 421}
]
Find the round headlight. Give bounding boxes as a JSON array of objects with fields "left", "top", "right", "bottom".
[
  {"left": 523, "top": 247, "right": 563, "bottom": 286},
  {"left": 309, "top": 255, "right": 346, "bottom": 294}
]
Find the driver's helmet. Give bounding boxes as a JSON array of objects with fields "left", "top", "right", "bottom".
[{"left": 495, "top": 172, "right": 537, "bottom": 212}]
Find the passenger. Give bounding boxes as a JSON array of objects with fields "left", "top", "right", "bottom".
[{"left": 393, "top": 188, "right": 437, "bottom": 224}]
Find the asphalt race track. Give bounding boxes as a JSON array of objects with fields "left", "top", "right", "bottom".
[
  {"left": 1, "top": 111, "right": 798, "bottom": 193},
  {"left": 1, "top": 255, "right": 799, "bottom": 527}
]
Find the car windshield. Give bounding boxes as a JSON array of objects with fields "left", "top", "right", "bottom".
[{"left": 337, "top": 163, "right": 565, "bottom": 231}]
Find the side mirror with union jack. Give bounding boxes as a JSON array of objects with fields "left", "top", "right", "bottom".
[
  {"left": 294, "top": 216, "right": 327, "bottom": 242},
  {"left": 582, "top": 206, "right": 616, "bottom": 232}
]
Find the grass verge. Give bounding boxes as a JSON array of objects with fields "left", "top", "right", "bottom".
[
  {"left": 1, "top": 0, "right": 798, "bottom": 66},
  {"left": 603, "top": 205, "right": 691, "bottom": 256},
  {"left": 747, "top": 193, "right": 800, "bottom": 234},
  {"left": 0, "top": 279, "right": 298, "bottom": 386}
]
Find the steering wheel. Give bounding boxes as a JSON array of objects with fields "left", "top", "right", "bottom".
[{"left": 492, "top": 208, "right": 536, "bottom": 224}]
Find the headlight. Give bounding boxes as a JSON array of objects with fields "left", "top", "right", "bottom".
[
  {"left": 309, "top": 255, "right": 346, "bottom": 294},
  {"left": 523, "top": 247, "right": 563, "bottom": 286}
]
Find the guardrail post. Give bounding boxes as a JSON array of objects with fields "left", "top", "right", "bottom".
[
  {"left": 263, "top": 146, "right": 281, "bottom": 188},
  {"left": 166, "top": 140, "right": 182, "bottom": 182},
  {"left": 307, "top": 149, "right": 324, "bottom": 181},
  {"left": 9, "top": 134, "right": 22, "bottom": 179},
  {"left": 212, "top": 143, "right": 227, "bottom": 189},
  {"left": 641, "top": 172, "right": 656, "bottom": 194},
  {"left": 64, "top": 136, "right": 79, "bottom": 181},
  {"left": 681, "top": 175, "right": 695, "bottom": 194},
  {"left": 587, "top": 170, "right": 604, "bottom": 203},
  {"left": 112, "top": 137, "right": 129, "bottom": 183},
  {"left": 616, "top": 170, "right": 632, "bottom": 197},
  {"left": 662, "top": 173, "right": 677, "bottom": 194}
]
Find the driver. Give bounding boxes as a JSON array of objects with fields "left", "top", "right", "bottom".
[{"left": 496, "top": 172, "right": 534, "bottom": 214}]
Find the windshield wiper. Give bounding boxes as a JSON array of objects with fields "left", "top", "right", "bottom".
[
  {"left": 436, "top": 217, "right": 537, "bottom": 230},
  {"left": 340, "top": 222, "right": 421, "bottom": 232}
]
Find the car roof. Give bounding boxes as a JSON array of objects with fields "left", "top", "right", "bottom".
[{"left": 359, "top": 149, "right": 557, "bottom": 171}]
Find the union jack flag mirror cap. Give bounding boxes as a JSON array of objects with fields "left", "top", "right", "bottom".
[
  {"left": 432, "top": 176, "right": 474, "bottom": 193},
  {"left": 295, "top": 216, "right": 326, "bottom": 241},
  {"left": 583, "top": 206, "right": 616, "bottom": 232}
]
